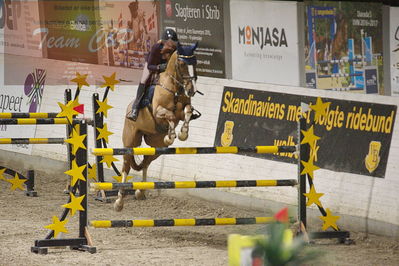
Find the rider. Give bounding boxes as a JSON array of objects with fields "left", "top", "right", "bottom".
[{"left": 127, "top": 28, "right": 179, "bottom": 121}]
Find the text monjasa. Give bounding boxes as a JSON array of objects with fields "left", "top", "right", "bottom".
[{"left": 32, "top": 27, "right": 135, "bottom": 52}]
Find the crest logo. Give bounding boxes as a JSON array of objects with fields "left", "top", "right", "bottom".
[
  {"left": 221, "top": 120, "right": 234, "bottom": 147},
  {"left": 365, "top": 141, "right": 381, "bottom": 173}
]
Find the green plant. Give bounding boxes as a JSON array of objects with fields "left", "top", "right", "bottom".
[{"left": 252, "top": 222, "right": 322, "bottom": 266}]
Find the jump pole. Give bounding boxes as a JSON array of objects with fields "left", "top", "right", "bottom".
[
  {"left": 92, "top": 145, "right": 297, "bottom": 156},
  {"left": 90, "top": 179, "right": 298, "bottom": 191}
]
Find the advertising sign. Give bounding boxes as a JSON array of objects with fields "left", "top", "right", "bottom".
[
  {"left": 390, "top": 7, "right": 399, "bottom": 96},
  {"left": 304, "top": 1, "right": 383, "bottom": 93},
  {"left": 230, "top": 1, "right": 300, "bottom": 86},
  {"left": 38, "top": 0, "right": 99, "bottom": 64},
  {"left": 214, "top": 86, "right": 396, "bottom": 178},
  {"left": 0, "top": 0, "right": 43, "bottom": 57},
  {"left": 0, "top": 69, "right": 47, "bottom": 155},
  {"left": 97, "top": 0, "right": 159, "bottom": 68},
  {"left": 161, "top": 0, "right": 225, "bottom": 78}
]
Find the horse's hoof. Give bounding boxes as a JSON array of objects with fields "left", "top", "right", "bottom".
[
  {"left": 164, "top": 136, "right": 173, "bottom": 145},
  {"left": 135, "top": 189, "right": 146, "bottom": 200},
  {"left": 114, "top": 199, "right": 124, "bottom": 212},
  {"left": 178, "top": 132, "right": 188, "bottom": 141}
]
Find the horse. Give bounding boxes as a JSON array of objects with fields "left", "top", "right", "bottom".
[{"left": 114, "top": 42, "right": 199, "bottom": 211}]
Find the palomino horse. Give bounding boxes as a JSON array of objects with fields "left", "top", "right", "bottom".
[{"left": 114, "top": 42, "right": 198, "bottom": 211}]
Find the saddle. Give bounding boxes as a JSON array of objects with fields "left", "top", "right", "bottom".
[{"left": 125, "top": 85, "right": 169, "bottom": 134}]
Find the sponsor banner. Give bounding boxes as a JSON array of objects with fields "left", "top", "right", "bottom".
[
  {"left": 0, "top": 0, "right": 43, "bottom": 57},
  {"left": 38, "top": 0, "right": 99, "bottom": 64},
  {"left": 230, "top": 1, "right": 300, "bottom": 86},
  {"left": 390, "top": 7, "right": 399, "bottom": 96},
  {"left": 97, "top": 0, "right": 159, "bottom": 68},
  {"left": 0, "top": 68, "right": 47, "bottom": 155},
  {"left": 214, "top": 86, "right": 396, "bottom": 178},
  {"left": 304, "top": 1, "right": 383, "bottom": 93},
  {"left": 161, "top": 0, "right": 225, "bottom": 78}
]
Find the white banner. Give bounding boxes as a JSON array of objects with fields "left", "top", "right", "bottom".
[
  {"left": 0, "top": 0, "right": 43, "bottom": 57},
  {"left": 390, "top": 7, "right": 399, "bottom": 96},
  {"left": 230, "top": 1, "right": 300, "bottom": 86},
  {"left": 0, "top": 67, "right": 47, "bottom": 155}
]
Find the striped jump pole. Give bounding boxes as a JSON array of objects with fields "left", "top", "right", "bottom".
[
  {"left": 90, "top": 179, "right": 298, "bottom": 191},
  {"left": 0, "top": 112, "right": 59, "bottom": 119},
  {"left": 91, "top": 145, "right": 297, "bottom": 156},
  {"left": 0, "top": 138, "right": 66, "bottom": 144},
  {"left": 0, "top": 118, "right": 92, "bottom": 125},
  {"left": 91, "top": 217, "right": 274, "bottom": 228},
  {"left": 0, "top": 118, "right": 74, "bottom": 125}
]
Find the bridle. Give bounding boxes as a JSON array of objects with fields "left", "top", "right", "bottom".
[{"left": 159, "top": 52, "right": 197, "bottom": 97}]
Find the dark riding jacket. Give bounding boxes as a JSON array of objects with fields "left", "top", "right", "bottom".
[{"left": 145, "top": 41, "right": 167, "bottom": 87}]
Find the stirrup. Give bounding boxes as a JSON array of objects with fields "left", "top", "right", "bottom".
[{"left": 190, "top": 109, "right": 202, "bottom": 121}]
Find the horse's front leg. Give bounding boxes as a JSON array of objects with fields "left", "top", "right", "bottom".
[
  {"left": 164, "top": 120, "right": 176, "bottom": 145},
  {"left": 135, "top": 167, "right": 147, "bottom": 200},
  {"left": 178, "top": 105, "right": 193, "bottom": 141},
  {"left": 155, "top": 106, "right": 176, "bottom": 145}
]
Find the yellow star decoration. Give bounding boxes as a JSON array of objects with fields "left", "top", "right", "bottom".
[
  {"left": 97, "top": 123, "right": 114, "bottom": 143},
  {"left": 71, "top": 72, "right": 89, "bottom": 88},
  {"left": 44, "top": 216, "right": 68, "bottom": 238},
  {"left": 64, "top": 160, "right": 87, "bottom": 187},
  {"left": 88, "top": 163, "right": 97, "bottom": 181},
  {"left": 304, "top": 185, "right": 324, "bottom": 207},
  {"left": 64, "top": 129, "right": 87, "bottom": 155},
  {"left": 301, "top": 157, "right": 320, "bottom": 179},
  {"left": 301, "top": 125, "right": 320, "bottom": 149},
  {"left": 320, "top": 208, "right": 340, "bottom": 231},
  {"left": 62, "top": 193, "right": 85, "bottom": 216},
  {"left": 0, "top": 168, "right": 6, "bottom": 180},
  {"left": 100, "top": 155, "right": 119, "bottom": 168},
  {"left": 5, "top": 173, "right": 26, "bottom": 191},
  {"left": 310, "top": 97, "right": 331, "bottom": 122},
  {"left": 112, "top": 175, "right": 134, "bottom": 182},
  {"left": 101, "top": 72, "right": 119, "bottom": 91},
  {"left": 57, "top": 100, "right": 79, "bottom": 123},
  {"left": 71, "top": 123, "right": 80, "bottom": 137},
  {"left": 96, "top": 98, "right": 113, "bottom": 118}
]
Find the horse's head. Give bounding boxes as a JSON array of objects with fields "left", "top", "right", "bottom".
[{"left": 175, "top": 42, "right": 198, "bottom": 97}]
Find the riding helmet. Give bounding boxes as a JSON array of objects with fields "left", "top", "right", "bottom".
[{"left": 162, "top": 28, "right": 178, "bottom": 42}]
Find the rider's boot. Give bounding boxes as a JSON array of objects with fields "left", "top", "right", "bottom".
[{"left": 127, "top": 83, "right": 146, "bottom": 121}]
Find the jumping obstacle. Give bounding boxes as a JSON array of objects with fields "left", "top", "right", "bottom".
[
  {"left": 91, "top": 217, "right": 275, "bottom": 228},
  {"left": 90, "top": 179, "right": 297, "bottom": 191},
  {"left": 31, "top": 116, "right": 350, "bottom": 254},
  {"left": 32, "top": 120, "right": 95, "bottom": 254},
  {"left": 0, "top": 167, "right": 36, "bottom": 196},
  {"left": 0, "top": 138, "right": 65, "bottom": 144},
  {"left": 91, "top": 145, "right": 297, "bottom": 156},
  {"left": 0, "top": 89, "right": 76, "bottom": 196},
  {"left": 0, "top": 118, "right": 86, "bottom": 125},
  {"left": 0, "top": 112, "right": 59, "bottom": 118}
]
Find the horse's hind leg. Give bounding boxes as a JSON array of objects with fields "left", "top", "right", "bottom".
[
  {"left": 114, "top": 154, "right": 131, "bottom": 212},
  {"left": 178, "top": 105, "right": 193, "bottom": 141}
]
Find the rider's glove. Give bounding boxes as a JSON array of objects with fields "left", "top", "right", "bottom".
[{"left": 158, "top": 63, "right": 167, "bottom": 72}]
